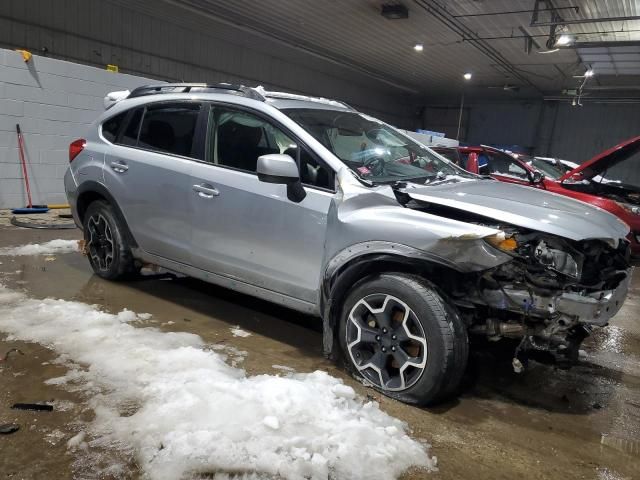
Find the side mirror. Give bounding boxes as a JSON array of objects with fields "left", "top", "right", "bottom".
[
  {"left": 257, "top": 154, "right": 306, "bottom": 202},
  {"left": 531, "top": 170, "right": 544, "bottom": 184},
  {"left": 562, "top": 171, "right": 585, "bottom": 184}
]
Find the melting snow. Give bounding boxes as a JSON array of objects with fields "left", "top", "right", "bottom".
[
  {"left": 272, "top": 365, "right": 296, "bottom": 373},
  {"left": 0, "top": 239, "right": 79, "bottom": 256},
  {"left": 0, "top": 284, "right": 434, "bottom": 479},
  {"left": 230, "top": 326, "right": 252, "bottom": 338}
]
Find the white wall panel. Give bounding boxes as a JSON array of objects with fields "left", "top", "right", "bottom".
[{"left": 0, "top": 47, "right": 156, "bottom": 208}]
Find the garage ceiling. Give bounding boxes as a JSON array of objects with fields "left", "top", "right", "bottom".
[{"left": 158, "top": 0, "right": 640, "bottom": 101}]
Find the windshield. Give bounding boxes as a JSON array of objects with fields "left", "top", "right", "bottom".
[
  {"left": 594, "top": 150, "right": 640, "bottom": 189},
  {"left": 573, "top": 142, "right": 640, "bottom": 188},
  {"left": 283, "top": 108, "right": 471, "bottom": 184}
]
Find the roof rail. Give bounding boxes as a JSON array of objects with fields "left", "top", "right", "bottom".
[
  {"left": 262, "top": 90, "right": 354, "bottom": 110},
  {"left": 127, "top": 83, "right": 265, "bottom": 101}
]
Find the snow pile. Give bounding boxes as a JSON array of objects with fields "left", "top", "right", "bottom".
[
  {"left": 0, "top": 239, "right": 79, "bottom": 256},
  {"left": 230, "top": 326, "right": 252, "bottom": 338},
  {"left": 0, "top": 284, "right": 434, "bottom": 479}
]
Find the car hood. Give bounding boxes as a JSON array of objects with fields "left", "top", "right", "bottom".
[
  {"left": 559, "top": 136, "right": 640, "bottom": 182},
  {"left": 402, "top": 180, "right": 629, "bottom": 242}
]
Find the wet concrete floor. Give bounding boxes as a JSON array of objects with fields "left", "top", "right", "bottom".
[{"left": 0, "top": 225, "right": 639, "bottom": 479}]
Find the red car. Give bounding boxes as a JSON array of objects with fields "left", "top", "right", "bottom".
[{"left": 433, "top": 138, "right": 640, "bottom": 257}]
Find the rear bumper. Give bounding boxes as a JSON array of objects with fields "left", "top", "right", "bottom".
[{"left": 63, "top": 168, "right": 82, "bottom": 229}]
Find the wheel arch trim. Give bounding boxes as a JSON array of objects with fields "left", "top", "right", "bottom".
[
  {"left": 320, "top": 241, "right": 462, "bottom": 358},
  {"left": 76, "top": 181, "right": 138, "bottom": 248}
]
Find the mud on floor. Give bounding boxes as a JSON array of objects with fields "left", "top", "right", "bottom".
[{"left": 0, "top": 223, "right": 639, "bottom": 479}]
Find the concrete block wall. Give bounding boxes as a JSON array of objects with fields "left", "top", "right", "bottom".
[{"left": 0, "top": 47, "right": 155, "bottom": 208}]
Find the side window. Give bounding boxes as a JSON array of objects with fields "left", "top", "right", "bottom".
[
  {"left": 458, "top": 152, "right": 470, "bottom": 169},
  {"left": 485, "top": 151, "right": 528, "bottom": 179},
  {"left": 138, "top": 103, "right": 201, "bottom": 157},
  {"left": 210, "top": 106, "right": 334, "bottom": 189},
  {"left": 212, "top": 107, "right": 288, "bottom": 172},
  {"left": 286, "top": 144, "right": 334, "bottom": 190},
  {"left": 120, "top": 108, "right": 143, "bottom": 146},
  {"left": 435, "top": 148, "right": 460, "bottom": 165},
  {"left": 102, "top": 112, "right": 126, "bottom": 143}
]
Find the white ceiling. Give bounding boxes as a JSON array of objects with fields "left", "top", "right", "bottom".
[{"left": 158, "top": 0, "right": 640, "bottom": 99}]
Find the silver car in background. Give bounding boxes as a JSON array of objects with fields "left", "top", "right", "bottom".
[{"left": 65, "top": 84, "right": 632, "bottom": 405}]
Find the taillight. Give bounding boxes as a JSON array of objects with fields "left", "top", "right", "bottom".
[{"left": 69, "top": 139, "right": 86, "bottom": 163}]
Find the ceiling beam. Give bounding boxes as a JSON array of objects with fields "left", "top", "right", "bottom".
[
  {"left": 413, "top": 0, "right": 540, "bottom": 91},
  {"left": 532, "top": 15, "right": 640, "bottom": 27},
  {"left": 560, "top": 40, "right": 640, "bottom": 48},
  {"left": 453, "top": 6, "right": 578, "bottom": 18}
]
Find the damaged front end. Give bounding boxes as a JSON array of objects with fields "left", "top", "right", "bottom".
[
  {"left": 461, "top": 227, "right": 631, "bottom": 368},
  {"left": 397, "top": 188, "right": 633, "bottom": 371}
]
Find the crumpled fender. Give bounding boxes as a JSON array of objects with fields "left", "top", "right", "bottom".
[{"left": 317, "top": 170, "right": 514, "bottom": 357}]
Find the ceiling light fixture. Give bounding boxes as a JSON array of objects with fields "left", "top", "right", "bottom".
[
  {"left": 538, "top": 48, "right": 560, "bottom": 54},
  {"left": 381, "top": 4, "right": 409, "bottom": 20},
  {"left": 413, "top": 43, "right": 424, "bottom": 52},
  {"left": 463, "top": 72, "right": 472, "bottom": 80},
  {"left": 584, "top": 69, "right": 594, "bottom": 77},
  {"left": 555, "top": 33, "right": 577, "bottom": 46}
]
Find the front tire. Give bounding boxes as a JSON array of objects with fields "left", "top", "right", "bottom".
[
  {"left": 339, "top": 273, "right": 468, "bottom": 406},
  {"left": 83, "top": 200, "right": 137, "bottom": 280}
]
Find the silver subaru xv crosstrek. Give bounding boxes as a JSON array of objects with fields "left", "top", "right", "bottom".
[{"left": 65, "top": 83, "right": 632, "bottom": 405}]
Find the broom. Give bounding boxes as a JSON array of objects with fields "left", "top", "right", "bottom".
[{"left": 11, "top": 124, "right": 49, "bottom": 214}]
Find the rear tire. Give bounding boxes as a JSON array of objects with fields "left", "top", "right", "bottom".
[
  {"left": 339, "top": 273, "right": 469, "bottom": 406},
  {"left": 83, "top": 200, "right": 137, "bottom": 280}
]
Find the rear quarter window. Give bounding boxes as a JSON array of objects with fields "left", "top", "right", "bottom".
[
  {"left": 101, "top": 112, "right": 126, "bottom": 143},
  {"left": 120, "top": 108, "right": 144, "bottom": 146}
]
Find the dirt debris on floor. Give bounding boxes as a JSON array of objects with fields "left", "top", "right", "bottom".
[{"left": 0, "top": 218, "right": 639, "bottom": 479}]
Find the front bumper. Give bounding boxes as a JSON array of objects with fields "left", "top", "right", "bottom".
[{"left": 482, "top": 269, "right": 632, "bottom": 327}]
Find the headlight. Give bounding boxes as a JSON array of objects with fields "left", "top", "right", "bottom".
[
  {"left": 615, "top": 201, "right": 640, "bottom": 215},
  {"left": 535, "top": 240, "right": 581, "bottom": 279},
  {"left": 485, "top": 232, "right": 518, "bottom": 252}
]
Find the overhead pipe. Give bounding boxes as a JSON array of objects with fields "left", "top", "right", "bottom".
[
  {"left": 461, "top": 28, "right": 640, "bottom": 41},
  {"left": 543, "top": 96, "right": 640, "bottom": 104},
  {"left": 559, "top": 40, "right": 640, "bottom": 48},
  {"left": 583, "top": 85, "right": 640, "bottom": 91},
  {"left": 453, "top": 6, "right": 578, "bottom": 18},
  {"left": 412, "top": 0, "right": 539, "bottom": 91},
  {"left": 532, "top": 15, "right": 640, "bottom": 27}
]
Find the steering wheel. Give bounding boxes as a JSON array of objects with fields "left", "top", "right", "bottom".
[{"left": 363, "top": 156, "right": 387, "bottom": 177}]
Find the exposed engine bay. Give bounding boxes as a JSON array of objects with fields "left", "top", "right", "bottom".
[
  {"left": 564, "top": 176, "right": 640, "bottom": 210},
  {"left": 404, "top": 198, "right": 632, "bottom": 370}
]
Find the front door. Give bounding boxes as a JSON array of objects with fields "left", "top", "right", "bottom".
[
  {"left": 482, "top": 149, "right": 536, "bottom": 187},
  {"left": 190, "top": 105, "right": 334, "bottom": 303}
]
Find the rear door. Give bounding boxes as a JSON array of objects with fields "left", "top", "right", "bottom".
[
  {"left": 189, "top": 104, "right": 334, "bottom": 303},
  {"left": 103, "top": 101, "right": 205, "bottom": 264}
]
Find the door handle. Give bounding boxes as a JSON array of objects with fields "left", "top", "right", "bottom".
[
  {"left": 192, "top": 183, "right": 219, "bottom": 198},
  {"left": 110, "top": 161, "right": 129, "bottom": 173}
]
